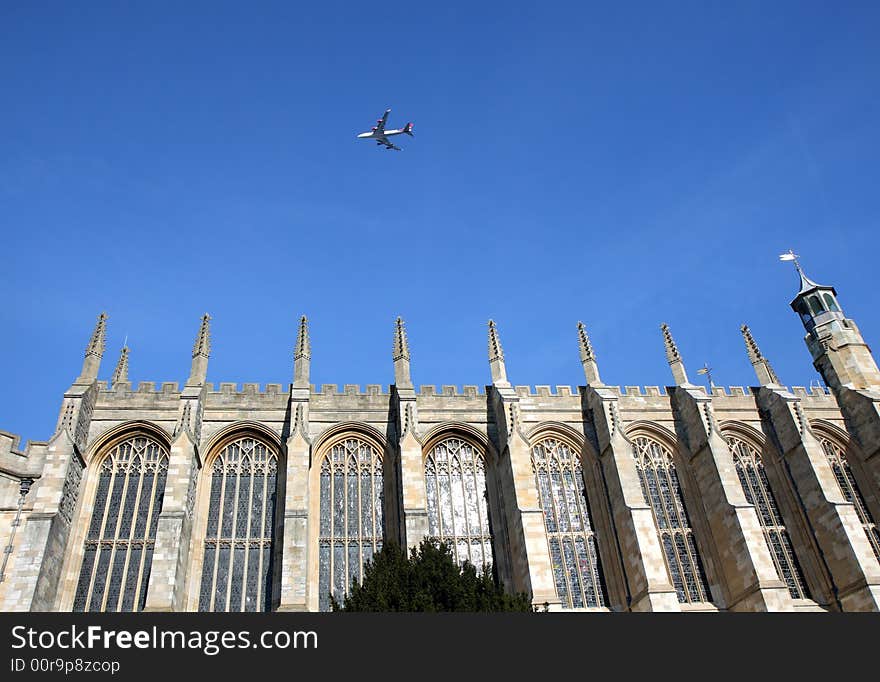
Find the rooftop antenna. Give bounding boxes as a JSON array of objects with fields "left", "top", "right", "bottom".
[{"left": 696, "top": 363, "right": 715, "bottom": 390}]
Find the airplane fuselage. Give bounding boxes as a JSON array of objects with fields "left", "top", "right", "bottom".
[{"left": 357, "top": 128, "right": 407, "bottom": 139}]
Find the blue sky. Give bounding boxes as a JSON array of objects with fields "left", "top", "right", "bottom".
[{"left": 2, "top": 2, "right": 879, "bottom": 444}]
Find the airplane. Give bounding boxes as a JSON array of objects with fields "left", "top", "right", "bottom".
[{"left": 357, "top": 109, "right": 413, "bottom": 151}]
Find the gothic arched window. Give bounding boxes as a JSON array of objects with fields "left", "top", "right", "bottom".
[
  {"left": 73, "top": 435, "right": 168, "bottom": 612},
  {"left": 532, "top": 437, "right": 607, "bottom": 608},
  {"left": 726, "top": 435, "right": 808, "bottom": 599},
  {"left": 632, "top": 435, "right": 711, "bottom": 604},
  {"left": 425, "top": 437, "right": 493, "bottom": 574},
  {"left": 318, "top": 437, "right": 384, "bottom": 612},
  {"left": 198, "top": 436, "right": 278, "bottom": 612},
  {"left": 819, "top": 436, "right": 880, "bottom": 561}
]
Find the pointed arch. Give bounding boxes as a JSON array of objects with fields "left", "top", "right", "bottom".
[
  {"left": 311, "top": 421, "right": 388, "bottom": 458},
  {"left": 420, "top": 422, "right": 496, "bottom": 464},
  {"left": 85, "top": 420, "right": 171, "bottom": 463},
  {"left": 810, "top": 420, "right": 880, "bottom": 562},
  {"left": 720, "top": 424, "right": 809, "bottom": 599},
  {"left": 72, "top": 428, "right": 170, "bottom": 612},
  {"left": 527, "top": 425, "right": 608, "bottom": 608},
  {"left": 203, "top": 420, "right": 283, "bottom": 457},
  {"left": 627, "top": 427, "right": 711, "bottom": 604}
]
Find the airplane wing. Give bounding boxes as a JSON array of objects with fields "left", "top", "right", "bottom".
[
  {"left": 375, "top": 134, "right": 400, "bottom": 150},
  {"left": 374, "top": 109, "right": 391, "bottom": 133}
]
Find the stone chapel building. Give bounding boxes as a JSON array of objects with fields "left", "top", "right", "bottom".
[{"left": 1, "top": 263, "right": 879, "bottom": 612}]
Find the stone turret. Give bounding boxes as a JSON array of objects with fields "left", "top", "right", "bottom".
[{"left": 789, "top": 261, "right": 880, "bottom": 390}]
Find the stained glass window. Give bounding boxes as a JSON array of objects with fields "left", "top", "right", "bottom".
[
  {"left": 73, "top": 435, "right": 168, "bottom": 612},
  {"left": 318, "top": 437, "right": 384, "bottom": 612},
  {"left": 726, "top": 436, "right": 808, "bottom": 599},
  {"left": 819, "top": 436, "right": 880, "bottom": 562},
  {"left": 198, "top": 437, "right": 278, "bottom": 612},
  {"left": 632, "top": 435, "right": 711, "bottom": 604},
  {"left": 425, "top": 438, "right": 493, "bottom": 575},
  {"left": 532, "top": 438, "right": 607, "bottom": 608}
]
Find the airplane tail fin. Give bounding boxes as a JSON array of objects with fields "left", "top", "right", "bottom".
[{"left": 403, "top": 122, "right": 414, "bottom": 137}]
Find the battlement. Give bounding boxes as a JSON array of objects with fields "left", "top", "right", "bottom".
[
  {"left": 418, "top": 385, "right": 484, "bottom": 398},
  {"left": 313, "top": 384, "right": 387, "bottom": 397},
  {"left": 0, "top": 429, "right": 45, "bottom": 479},
  {"left": 208, "top": 382, "right": 287, "bottom": 396},
  {"left": 122, "top": 381, "right": 182, "bottom": 394}
]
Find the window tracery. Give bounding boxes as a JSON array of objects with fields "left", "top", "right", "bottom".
[
  {"left": 425, "top": 437, "right": 493, "bottom": 575},
  {"left": 73, "top": 435, "right": 168, "bottom": 612},
  {"left": 197, "top": 436, "right": 278, "bottom": 612},
  {"left": 531, "top": 437, "right": 607, "bottom": 608},
  {"left": 632, "top": 435, "right": 711, "bottom": 604},
  {"left": 318, "top": 437, "right": 384, "bottom": 612},
  {"left": 818, "top": 436, "right": 880, "bottom": 562},
  {"left": 726, "top": 435, "right": 808, "bottom": 599}
]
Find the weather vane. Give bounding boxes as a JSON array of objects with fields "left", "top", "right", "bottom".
[
  {"left": 778, "top": 249, "right": 804, "bottom": 275},
  {"left": 696, "top": 362, "right": 715, "bottom": 390}
]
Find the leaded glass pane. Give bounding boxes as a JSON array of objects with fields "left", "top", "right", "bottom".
[
  {"left": 361, "top": 471, "right": 373, "bottom": 539},
  {"left": 73, "top": 435, "right": 169, "bottom": 613},
  {"left": 134, "top": 472, "right": 154, "bottom": 537},
  {"left": 87, "top": 473, "right": 111, "bottom": 540},
  {"left": 261, "top": 544, "right": 273, "bottom": 611},
  {"left": 105, "top": 550, "right": 127, "bottom": 612},
  {"left": 320, "top": 472, "right": 331, "bottom": 536},
  {"left": 73, "top": 547, "right": 96, "bottom": 612},
  {"left": 230, "top": 545, "right": 246, "bottom": 611},
  {"left": 236, "top": 473, "right": 251, "bottom": 537},
  {"left": 88, "top": 550, "right": 111, "bottom": 612},
  {"left": 347, "top": 471, "right": 359, "bottom": 538},
  {"left": 251, "top": 472, "right": 266, "bottom": 538},
  {"left": 207, "top": 473, "right": 222, "bottom": 537},
  {"left": 214, "top": 547, "right": 229, "bottom": 612},
  {"left": 319, "top": 542, "right": 331, "bottom": 612},
  {"left": 245, "top": 546, "right": 260, "bottom": 612},
  {"left": 198, "top": 546, "right": 214, "bottom": 611},
  {"left": 118, "top": 470, "right": 140, "bottom": 537},
  {"left": 137, "top": 546, "right": 154, "bottom": 611},
  {"left": 633, "top": 435, "right": 711, "bottom": 604},
  {"left": 121, "top": 546, "right": 141, "bottom": 612},
  {"left": 198, "top": 436, "right": 279, "bottom": 612},
  {"left": 531, "top": 438, "right": 608, "bottom": 609},
  {"left": 318, "top": 437, "right": 385, "bottom": 610},
  {"left": 333, "top": 473, "right": 345, "bottom": 537},
  {"left": 333, "top": 541, "right": 346, "bottom": 602},
  {"left": 426, "top": 466, "right": 438, "bottom": 536},
  {"left": 438, "top": 469, "right": 453, "bottom": 536}
]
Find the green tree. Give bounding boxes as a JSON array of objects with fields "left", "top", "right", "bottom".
[{"left": 331, "top": 539, "right": 534, "bottom": 612}]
